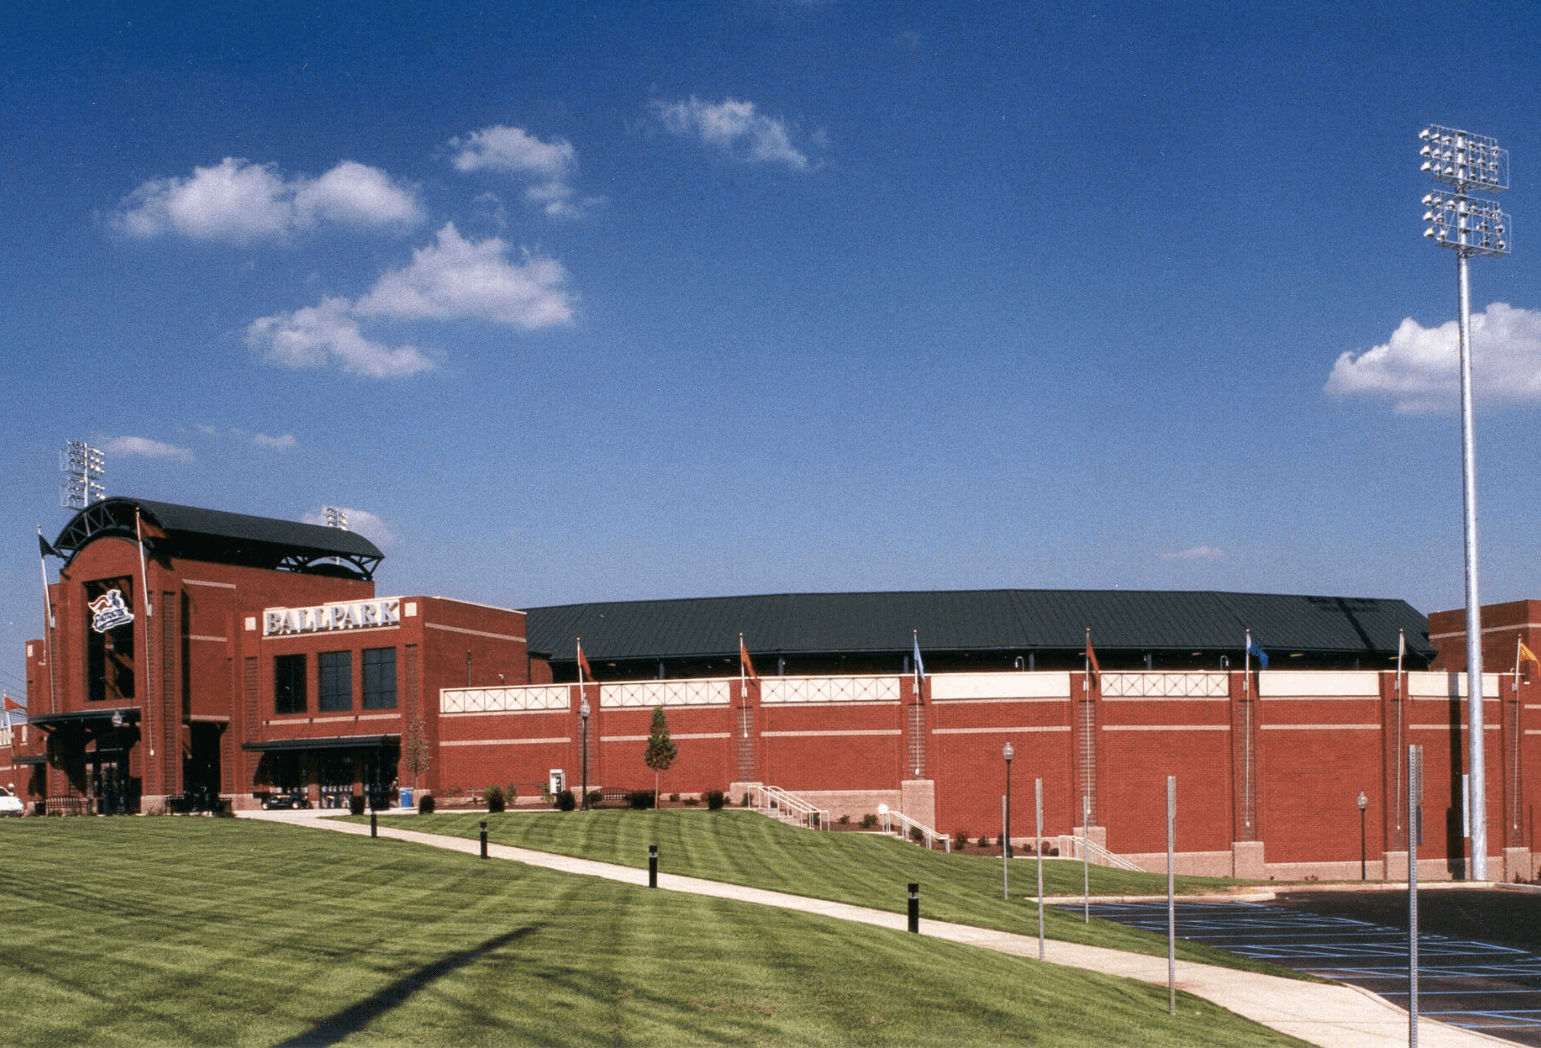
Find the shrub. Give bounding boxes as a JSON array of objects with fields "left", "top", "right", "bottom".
[
  {"left": 585, "top": 789, "right": 603, "bottom": 808},
  {"left": 977, "top": 835, "right": 992, "bottom": 849},
  {"left": 705, "top": 789, "right": 727, "bottom": 811},
  {"left": 418, "top": 793, "right": 436, "bottom": 814},
  {"left": 741, "top": 792, "right": 751, "bottom": 807},
  {"left": 669, "top": 792, "right": 679, "bottom": 803},
  {"left": 909, "top": 826, "right": 924, "bottom": 844},
  {"left": 837, "top": 814, "right": 850, "bottom": 826},
  {"left": 349, "top": 794, "right": 366, "bottom": 816},
  {"left": 505, "top": 784, "right": 518, "bottom": 808},
  {"left": 556, "top": 788, "right": 577, "bottom": 811},
  {"left": 953, "top": 830, "right": 970, "bottom": 850},
  {"left": 860, "top": 813, "right": 878, "bottom": 829},
  {"left": 627, "top": 789, "right": 655, "bottom": 810},
  {"left": 483, "top": 785, "right": 505, "bottom": 813},
  {"left": 684, "top": 797, "right": 700, "bottom": 806}
]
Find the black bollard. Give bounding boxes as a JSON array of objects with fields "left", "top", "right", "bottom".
[
  {"left": 370, "top": 811, "right": 377, "bottom": 838},
  {"left": 480, "top": 820, "right": 488, "bottom": 859},
  {"left": 908, "top": 883, "right": 919, "bottom": 933},
  {"left": 649, "top": 844, "right": 658, "bottom": 888}
]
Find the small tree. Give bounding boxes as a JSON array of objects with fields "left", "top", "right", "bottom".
[
  {"left": 403, "top": 717, "right": 432, "bottom": 791},
  {"left": 643, "top": 705, "right": 677, "bottom": 807}
]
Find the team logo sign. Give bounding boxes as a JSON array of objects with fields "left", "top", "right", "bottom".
[{"left": 89, "top": 589, "right": 134, "bottom": 633}]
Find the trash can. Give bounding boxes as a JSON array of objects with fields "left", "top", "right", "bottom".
[{"left": 400, "top": 787, "right": 413, "bottom": 810}]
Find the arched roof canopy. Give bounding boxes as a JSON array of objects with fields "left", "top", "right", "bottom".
[
  {"left": 527, "top": 589, "right": 1435, "bottom": 678},
  {"left": 52, "top": 497, "right": 383, "bottom": 580}
]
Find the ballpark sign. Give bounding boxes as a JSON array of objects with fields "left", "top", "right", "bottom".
[{"left": 264, "top": 598, "right": 401, "bottom": 637}]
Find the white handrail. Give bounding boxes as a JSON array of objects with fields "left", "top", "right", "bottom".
[
  {"left": 878, "top": 807, "right": 951, "bottom": 852},
  {"left": 1059, "top": 834, "right": 1143, "bottom": 871},
  {"left": 748, "top": 784, "right": 830, "bottom": 830}
]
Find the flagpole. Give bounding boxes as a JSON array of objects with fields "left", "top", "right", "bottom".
[
  {"left": 37, "top": 526, "right": 58, "bottom": 716},
  {"left": 135, "top": 510, "right": 153, "bottom": 620},
  {"left": 1517, "top": 636, "right": 1523, "bottom": 693}
]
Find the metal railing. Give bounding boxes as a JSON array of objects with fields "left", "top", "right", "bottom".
[
  {"left": 1058, "top": 834, "right": 1143, "bottom": 871},
  {"left": 878, "top": 807, "right": 951, "bottom": 852},
  {"left": 747, "top": 784, "right": 830, "bottom": 830}
]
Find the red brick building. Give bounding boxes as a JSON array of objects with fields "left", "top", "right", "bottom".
[
  {"left": 15, "top": 497, "right": 539, "bottom": 813},
  {"left": 12, "top": 496, "right": 1540, "bottom": 883}
]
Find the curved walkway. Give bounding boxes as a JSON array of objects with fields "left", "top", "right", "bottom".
[{"left": 243, "top": 810, "right": 1507, "bottom": 1048}]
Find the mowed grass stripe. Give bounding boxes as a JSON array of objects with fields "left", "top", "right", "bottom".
[
  {"left": 0, "top": 819, "right": 1308, "bottom": 1047},
  {"left": 374, "top": 808, "right": 1302, "bottom": 977}
]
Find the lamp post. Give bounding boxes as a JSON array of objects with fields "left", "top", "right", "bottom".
[
  {"left": 1420, "top": 125, "right": 1510, "bottom": 881},
  {"left": 1357, "top": 790, "right": 1368, "bottom": 881},
  {"left": 1003, "top": 742, "right": 1014, "bottom": 859},
  {"left": 580, "top": 696, "right": 591, "bottom": 810}
]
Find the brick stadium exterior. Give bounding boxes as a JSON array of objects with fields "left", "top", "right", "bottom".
[{"left": 7, "top": 497, "right": 1539, "bottom": 884}]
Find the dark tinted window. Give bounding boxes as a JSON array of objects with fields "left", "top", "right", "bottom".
[
  {"left": 274, "top": 654, "right": 306, "bottom": 714},
  {"left": 362, "top": 648, "right": 396, "bottom": 710},
  {"left": 319, "top": 651, "right": 352, "bottom": 712}
]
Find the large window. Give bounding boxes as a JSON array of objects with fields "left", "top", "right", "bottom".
[
  {"left": 362, "top": 648, "right": 397, "bottom": 710},
  {"left": 319, "top": 651, "right": 352, "bottom": 712},
  {"left": 274, "top": 654, "right": 306, "bottom": 714}
]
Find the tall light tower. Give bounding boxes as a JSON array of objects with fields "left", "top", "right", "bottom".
[
  {"left": 60, "top": 441, "right": 105, "bottom": 509},
  {"left": 323, "top": 506, "right": 349, "bottom": 530},
  {"left": 1420, "top": 124, "right": 1510, "bottom": 880}
]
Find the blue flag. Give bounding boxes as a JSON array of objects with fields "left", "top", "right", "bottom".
[
  {"left": 1246, "top": 635, "right": 1269, "bottom": 669},
  {"left": 912, "top": 631, "right": 925, "bottom": 681}
]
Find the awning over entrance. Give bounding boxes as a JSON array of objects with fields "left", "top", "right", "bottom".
[
  {"left": 28, "top": 707, "right": 140, "bottom": 729},
  {"left": 241, "top": 734, "right": 399, "bottom": 753}
]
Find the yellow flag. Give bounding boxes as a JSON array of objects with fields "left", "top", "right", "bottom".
[{"left": 1521, "top": 641, "right": 1540, "bottom": 667}]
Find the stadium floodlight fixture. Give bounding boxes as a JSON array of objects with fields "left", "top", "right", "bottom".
[
  {"left": 324, "top": 506, "right": 349, "bottom": 530},
  {"left": 1419, "top": 126, "right": 1508, "bottom": 194},
  {"left": 59, "top": 440, "right": 105, "bottom": 509},
  {"left": 1418, "top": 124, "right": 1512, "bottom": 882},
  {"left": 1422, "top": 192, "right": 1510, "bottom": 257}
]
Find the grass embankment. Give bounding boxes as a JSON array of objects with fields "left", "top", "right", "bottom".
[
  {"left": 369, "top": 808, "right": 1304, "bottom": 978},
  {"left": 0, "top": 819, "right": 1307, "bottom": 1047}
]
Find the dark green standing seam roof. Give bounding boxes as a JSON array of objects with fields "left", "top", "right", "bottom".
[
  {"left": 51, "top": 496, "right": 384, "bottom": 579},
  {"left": 525, "top": 589, "right": 1434, "bottom": 663}
]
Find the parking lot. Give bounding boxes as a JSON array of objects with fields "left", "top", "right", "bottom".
[{"left": 1079, "top": 889, "right": 1541, "bottom": 1045}]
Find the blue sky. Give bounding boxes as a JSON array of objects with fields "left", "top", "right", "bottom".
[{"left": 4, "top": 1, "right": 1540, "bottom": 702}]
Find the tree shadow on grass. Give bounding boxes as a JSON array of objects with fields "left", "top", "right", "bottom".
[{"left": 272, "top": 925, "right": 542, "bottom": 1047}]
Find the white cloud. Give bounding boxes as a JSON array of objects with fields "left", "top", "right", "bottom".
[
  {"left": 247, "top": 297, "right": 433, "bottom": 378},
  {"left": 354, "top": 223, "right": 572, "bottom": 327},
  {"left": 294, "top": 160, "right": 423, "bottom": 227},
  {"left": 253, "top": 432, "right": 298, "bottom": 450},
  {"left": 1326, "top": 303, "right": 1541, "bottom": 412},
  {"left": 249, "top": 225, "right": 570, "bottom": 378},
  {"left": 302, "top": 506, "right": 399, "bottom": 548},
  {"left": 448, "top": 124, "right": 597, "bottom": 217},
  {"left": 452, "top": 125, "right": 574, "bottom": 178},
  {"left": 655, "top": 97, "right": 811, "bottom": 170},
  {"left": 104, "top": 436, "right": 194, "bottom": 462},
  {"left": 114, "top": 157, "right": 421, "bottom": 242},
  {"left": 1159, "top": 545, "right": 1227, "bottom": 562}
]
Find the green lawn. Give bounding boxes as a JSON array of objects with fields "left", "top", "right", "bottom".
[
  {"left": 367, "top": 808, "right": 1306, "bottom": 978},
  {"left": 0, "top": 818, "right": 1308, "bottom": 1047}
]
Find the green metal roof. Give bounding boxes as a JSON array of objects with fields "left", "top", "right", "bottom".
[
  {"left": 525, "top": 589, "right": 1433, "bottom": 663},
  {"left": 52, "top": 497, "right": 384, "bottom": 579}
]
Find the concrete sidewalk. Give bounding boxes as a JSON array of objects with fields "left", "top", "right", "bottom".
[{"left": 242, "top": 810, "right": 1508, "bottom": 1048}]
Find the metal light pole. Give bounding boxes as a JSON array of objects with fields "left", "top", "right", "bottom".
[
  {"left": 1357, "top": 790, "right": 1368, "bottom": 881},
  {"left": 580, "top": 696, "right": 591, "bottom": 809},
  {"left": 1420, "top": 125, "right": 1510, "bottom": 882},
  {"left": 1003, "top": 742, "right": 1013, "bottom": 859}
]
